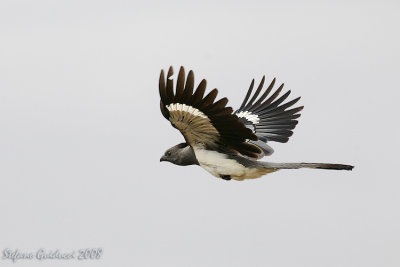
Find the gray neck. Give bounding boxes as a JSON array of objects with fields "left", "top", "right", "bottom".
[{"left": 179, "top": 145, "right": 199, "bottom": 166}]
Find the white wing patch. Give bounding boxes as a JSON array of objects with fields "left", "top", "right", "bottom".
[
  {"left": 166, "top": 103, "right": 208, "bottom": 119},
  {"left": 236, "top": 111, "right": 260, "bottom": 124}
]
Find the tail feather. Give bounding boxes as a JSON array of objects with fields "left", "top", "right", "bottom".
[{"left": 264, "top": 162, "right": 354, "bottom": 171}]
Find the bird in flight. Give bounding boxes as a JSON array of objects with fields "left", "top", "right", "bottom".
[{"left": 159, "top": 66, "right": 353, "bottom": 181}]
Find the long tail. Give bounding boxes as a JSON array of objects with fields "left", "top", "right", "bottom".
[{"left": 263, "top": 162, "right": 354, "bottom": 171}]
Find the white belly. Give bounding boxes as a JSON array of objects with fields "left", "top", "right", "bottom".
[
  {"left": 194, "top": 148, "right": 246, "bottom": 178},
  {"left": 193, "top": 147, "right": 278, "bottom": 180}
]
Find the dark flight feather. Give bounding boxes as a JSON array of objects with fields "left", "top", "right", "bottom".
[
  {"left": 239, "top": 79, "right": 254, "bottom": 110},
  {"left": 235, "top": 76, "right": 303, "bottom": 155},
  {"left": 159, "top": 66, "right": 260, "bottom": 158},
  {"left": 243, "top": 76, "right": 265, "bottom": 111}
]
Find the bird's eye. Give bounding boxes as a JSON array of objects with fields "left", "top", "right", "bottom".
[{"left": 166, "top": 151, "right": 171, "bottom": 156}]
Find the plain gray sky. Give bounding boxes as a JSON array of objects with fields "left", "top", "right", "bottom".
[{"left": 0, "top": 1, "right": 399, "bottom": 266}]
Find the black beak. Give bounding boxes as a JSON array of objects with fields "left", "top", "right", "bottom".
[{"left": 160, "top": 156, "right": 166, "bottom": 162}]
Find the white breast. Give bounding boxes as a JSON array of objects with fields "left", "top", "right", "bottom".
[
  {"left": 193, "top": 148, "right": 246, "bottom": 178},
  {"left": 193, "top": 146, "right": 278, "bottom": 180}
]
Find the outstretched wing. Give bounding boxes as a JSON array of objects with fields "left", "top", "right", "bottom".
[
  {"left": 159, "top": 66, "right": 262, "bottom": 159},
  {"left": 235, "top": 76, "right": 303, "bottom": 157}
]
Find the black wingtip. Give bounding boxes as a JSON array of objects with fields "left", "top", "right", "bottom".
[
  {"left": 159, "top": 69, "right": 166, "bottom": 101},
  {"left": 175, "top": 67, "right": 186, "bottom": 100},
  {"left": 159, "top": 70, "right": 165, "bottom": 87},
  {"left": 260, "top": 75, "right": 265, "bottom": 87},
  {"left": 239, "top": 79, "right": 255, "bottom": 110},
  {"left": 167, "top": 66, "right": 174, "bottom": 78}
]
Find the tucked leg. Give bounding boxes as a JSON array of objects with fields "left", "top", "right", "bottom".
[{"left": 220, "top": 175, "right": 231, "bottom": 181}]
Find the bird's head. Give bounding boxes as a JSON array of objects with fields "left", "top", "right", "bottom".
[{"left": 160, "top": 142, "right": 198, "bottom": 166}]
